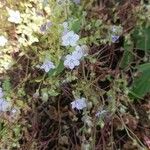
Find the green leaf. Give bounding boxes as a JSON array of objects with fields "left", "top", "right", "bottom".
[
  {"left": 120, "top": 42, "right": 134, "bottom": 69},
  {"left": 132, "top": 26, "right": 150, "bottom": 51},
  {"left": 48, "top": 60, "right": 64, "bottom": 77},
  {"left": 53, "top": 60, "right": 64, "bottom": 76},
  {"left": 48, "top": 69, "right": 55, "bottom": 77},
  {"left": 130, "top": 63, "right": 150, "bottom": 98},
  {"left": 69, "top": 19, "right": 81, "bottom": 33}
]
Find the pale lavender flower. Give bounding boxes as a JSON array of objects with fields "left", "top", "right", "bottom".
[
  {"left": 72, "top": 45, "right": 84, "bottom": 60},
  {"left": 71, "top": 98, "right": 87, "bottom": 110},
  {"left": 111, "top": 25, "right": 122, "bottom": 43},
  {"left": 62, "top": 31, "right": 79, "bottom": 46},
  {"left": 72, "top": 45, "right": 88, "bottom": 60},
  {"left": 40, "top": 21, "right": 52, "bottom": 33},
  {"left": 63, "top": 45, "right": 88, "bottom": 69},
  {"left": 40, "top": 60, "right": 55, "bottom": 72},
  {"left": 64, "top": 54, "right": 80, "bottom": 69},
  {"left": 0, "top": 98, "right": 11, "bottom": 112},
  {"left": 0, "top": 36, "right": 7, "bottom": 47},
  {"left": 73, "top": 0, "right": 80, "bottom": 4},
  {"left": 95, "top": 109, "right": 107, "bottom": 117},
  {"left": 40, "top": 24, "right": 47, "bottom": 33},
  {"left": 0, "top": 87, "right": 11, "bottom": 112},
  {"left": 7, "top": 8, "right": 21, "bottom": 24},
  {"left": 111, "top": 35, "right": 119, "bottom": 43}
]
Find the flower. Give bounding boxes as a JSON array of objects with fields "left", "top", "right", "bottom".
[
  {"left": 0, "top": 98, "right": 11, "bottom": 112},
  {"left": 0, "top": 36, "right": 7, "bottom": 47},
  {"left": 40, "top": 60, "right": 55, "bottom": 72},
  {"left": 62, "top": 31, "right": 79, "bottom": 46},
  {"left": 64, "top": 54, "right": 80, "bottom": 69},
  {"left": 73, "top": 0, "right": 80, "bottom": 4},
  {"left": 0, "top": 87, "right": 11, "bottom": 112},
  {"left": 63, "top": 45, "right": 88, "bottom": 69},
  {"left": 72, "top": 45, "right": 84, "bottom": 60},
  {"left": 111, "top": 35, "right": 119, "bottom": 43},
  {"left": 111, "top": 25, "right": 123, "bottom": 43},
  {"left": 40, "top": 21, "right": 52, "bottom": 33},
  {"left": 71, "top": 98, "right": 87, "bottom": 110},
  {"left": 72, "top": 45, "right": 88, "bottom": 60},
  {"left": 7, "top": 9, "right": 21, "bottom": 24},
  {"left": 95, "top": 110, "right": 107, "bottom": 117}
]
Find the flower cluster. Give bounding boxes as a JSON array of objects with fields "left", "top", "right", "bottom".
[
  {"left": 64, "top": 45, "right": 88, "bottom": 69},
  {"left": 71, "top": 97, "right": 87, "bottom": 110},
  {"left": 40, "top": 60, "right": 56, "bottom": 73},
  {"left": 61, "top": 21, "right": 89, "bottom": 69}
]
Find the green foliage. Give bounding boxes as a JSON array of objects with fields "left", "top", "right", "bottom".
[
  {"left": 130, "top": 63, "right": 150, "bottom": 98},
  {"left": 132, "top": 26, "right": 150, "bottom": 51},
  {"left": 69, "top": 18, "right": 81, "bottom": 33},
  {"left": 2, "top": 77, "right": 12, "bottom": 97},
  {"left": 48, "top": 60, "right": 65, "bottom": 77},
  {"left": 120, "top": 42, "right": 134, "bottom": 69},
  {"left": 0, "top": 122, "right": 21, "bottom": 149}
]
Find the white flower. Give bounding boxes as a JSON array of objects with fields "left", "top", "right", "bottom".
[
  {"left": 62, "top": 31, "right": 79, "bottom": 46},
  {"left": 72, "top": 45, "right": 88, "bottom": 60},
  {"left": 40, "top": 60, "right": 55, "bottom": 72},
  {"left": 0, "top": 99, "right": 11, "bottom": 112},
  {"left": 71, "top": 98, "right": 87, "bottom": 110},
  {"left": 0, "top": 36, "right": 7, "bottom": 47},
  {"left": 64, "top": 54, "right": 80, "bottom": 69},
  {"left": 111, "top": 35, "right": 119, "bottom": 43},
  {"left": 72, "top": 45, "right": 84, "bottom": 60},
  {"left": 7, "top": 9, "right": 21, "bottom": 24}
]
